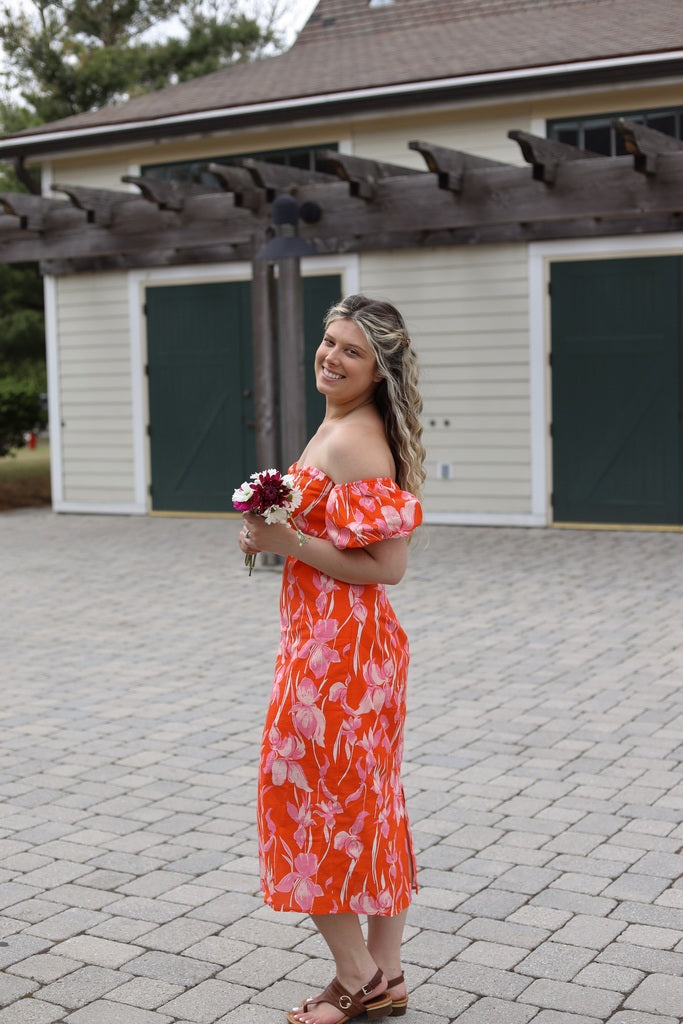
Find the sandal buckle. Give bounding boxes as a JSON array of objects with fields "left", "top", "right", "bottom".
[{"left": 339, "top": 995, "right": 353, "bottom": 1010}]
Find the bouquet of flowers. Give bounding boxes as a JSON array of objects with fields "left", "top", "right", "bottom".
[{"left": 233, "top": 468, "right": 307, "bottom": 575}]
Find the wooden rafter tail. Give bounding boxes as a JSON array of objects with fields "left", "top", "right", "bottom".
[
  {"left": 314, "top": 149, "right": 420, "bottom": 200},
  {"left": 204, "top": 163, "right": 265, "bottom": 211},
  {"left": 237, "top": 158, "right": 335, "bottom": 200},
  {"left": 408, "top": 140, "right": 512, "bottom": 192},
  {"left": 0, "top": 193, "right": 65, "bottom": 231},
  {"left": 613, "top": 118, "right": 683, "bottom": 176},
  {"left": 508, "top": 130, "right": 600, "bottom": 184},
  {"left": 121, "top": 175, "right": 221, "bottom": 211},
  {"left": 52, "top": 183, "right": 140, "bottom": 226}
]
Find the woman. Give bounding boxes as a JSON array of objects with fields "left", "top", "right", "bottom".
[{"left": 239, "top": 294, "right": 426, "bottom": 1024}]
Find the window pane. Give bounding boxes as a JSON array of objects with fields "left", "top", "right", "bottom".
[
  {"left": 647, "top": 113, "right": 677, "bottom": 139},
  {"left": 584, "top": 124, "right": 612, "bottom": 155},
  {"left": 555, "top": 127, "right": 579, "bottom": 147}
]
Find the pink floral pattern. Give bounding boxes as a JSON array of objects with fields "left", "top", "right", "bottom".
[{"left": 257, "top": 464, "right": 422, "bottom": 915}]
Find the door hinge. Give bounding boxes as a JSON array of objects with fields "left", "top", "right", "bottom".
[
  {"left": 549, "top": 422, "right": 554, "bottom": 437},
  {"left": 148, "top": 483, "right": 153, "bottom": 497},
  {"left": 550, "top": 491, "right": 555, "bottom": 507},
  {"left": 143, "top": 303, "right": 147, "bottom": 316},
  {"left": 146, "top": 424, "right": 151, "bottom": 437},
  {"left": 547, "top": 280, "right": 552, "bottom": 296},
  {"left": 144, "top": 364, "right": 149, "bottom": 376}
]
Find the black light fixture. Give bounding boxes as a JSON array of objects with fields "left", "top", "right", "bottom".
[{"left": 255, "top": 194, "right": 321, "bottom": 261}]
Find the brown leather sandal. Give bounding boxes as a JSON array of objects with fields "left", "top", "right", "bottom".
[
  {"left": 286, "top": 967, "right": 392, "bottom": 1024},
  {"left": 386, "top": 973, "right": 408, "bottom": 1016}
]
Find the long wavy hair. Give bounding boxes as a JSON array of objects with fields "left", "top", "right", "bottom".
[{"left": 324, "top": 294, "right": 426, "bottom": 500}]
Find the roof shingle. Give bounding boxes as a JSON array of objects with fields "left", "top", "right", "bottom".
[{"left": 6, "top": 0, "right": 683, "bottom": 141}]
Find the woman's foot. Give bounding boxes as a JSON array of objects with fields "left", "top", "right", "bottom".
[
  {"left": 287, "top": 968, "right": 389, "bottom": 1024},
  {"left": 385, "top": 972, "right": 408, "bottom": 1015}
]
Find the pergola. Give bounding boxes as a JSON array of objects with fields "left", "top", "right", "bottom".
[{"left": 3, "top": 119, "right": 683, "bottom": 469}]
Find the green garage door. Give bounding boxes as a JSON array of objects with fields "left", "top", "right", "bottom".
[
  {"left": 551, "top": 257, "right": 683, "bottom": 525},
  {"left": 146, "top": 275, "right": 340, "bottom": 513}
]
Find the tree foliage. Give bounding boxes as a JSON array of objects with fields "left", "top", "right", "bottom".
[{"left": 0, "top": 0, "right": 283, "bottom": 123}]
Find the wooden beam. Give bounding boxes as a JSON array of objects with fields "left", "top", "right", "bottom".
[
  {"left": 52, "top": 183, "right": 139, "bottom": 226},
  {"left": 277, "top": 259, "right": 307, "bottom": 470},
  {"left": 508, "top": 130, "right": 600, "bottom": 183},
  {"left": 614, "top": 118, "right": 683, "bottom": 175},
  {"left": 409, "top": 139, "right": 510, "bottom": 192},
  {"left": 0, "top": 193, "right": 66, "bottom": 231},
  {"left": 251, "top": 254, "right": 279, "bottom": 469},
  {"left": 205, "top": 162, "right": 265, "bottom": 211},
  {"left": 315, "top": 149, "right": 421, "bottom": 199},
  {"left": 121, "top": 175, "right": 221, "bottom": 210},
  {"left": 238, "top": 158, "right": 335, "bottom": 200}
]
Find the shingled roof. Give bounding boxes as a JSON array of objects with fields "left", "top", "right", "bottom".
[{"left": 3, "top": 0, "right": 683, "bottom": 151}]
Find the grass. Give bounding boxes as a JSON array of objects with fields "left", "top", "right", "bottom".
[{"left": 0, "top": 438, "right": 51, "bottom": 511}]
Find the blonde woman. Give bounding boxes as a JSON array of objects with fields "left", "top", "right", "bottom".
[{"left": 239, "top": 295, "right": 426, "bottom": 1024}]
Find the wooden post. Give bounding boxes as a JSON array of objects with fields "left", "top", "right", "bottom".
[
  {"left": 250, "top": 258, "right": 278, "bottom": 469},
  {"left": 277, "top": 258, "right": 307, "bottom": 469}
]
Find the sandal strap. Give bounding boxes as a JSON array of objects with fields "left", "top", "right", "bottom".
[
  {"left": 387, "top": 973, "right": 405, "bottom": 989},
  {"left": 309, "top": 969, "right": 385, "bottom": 1016}
]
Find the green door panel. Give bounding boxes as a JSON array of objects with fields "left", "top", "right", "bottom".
[
  {"left": 146, "top": 281, "right": 254, "bottom": 512},
  {"left": 551, "top": 257, "right": 682, "bottom": 524},
  {"left": 145, "top": 275, "right": 341, "bottom": 513}
]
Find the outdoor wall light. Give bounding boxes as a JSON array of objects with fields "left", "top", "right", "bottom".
[{"left": 255, "top": 194, "right": 321, "bottom": 260}]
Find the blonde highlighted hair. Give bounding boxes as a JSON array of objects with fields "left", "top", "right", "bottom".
[{"left": 324, "top": 294, "right": 426, "bottom": 500}]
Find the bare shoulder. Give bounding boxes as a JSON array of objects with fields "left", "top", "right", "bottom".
[{"left": 326, "top": 417, "right": 395, "bottom": 484}]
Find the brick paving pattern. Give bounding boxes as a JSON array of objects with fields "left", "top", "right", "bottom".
[{"left": 2, "top": 509, "right": 683, "bottom": 1023}]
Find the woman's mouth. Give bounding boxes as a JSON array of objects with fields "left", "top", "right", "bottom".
[{"left": 322, "top": 366, "right": 344, "bottom": 380}]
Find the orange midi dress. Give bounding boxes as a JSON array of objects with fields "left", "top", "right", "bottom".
[{"left": 257, "top": 464, "right": 423, "bottom": 915}]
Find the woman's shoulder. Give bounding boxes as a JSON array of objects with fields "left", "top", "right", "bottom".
[{"left": 326, "top": 421, "right": 394, "bottom": 484}]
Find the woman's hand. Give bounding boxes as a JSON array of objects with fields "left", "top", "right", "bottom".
[{"left": 238, "top": 511, "right": 296, "bottom": 559}]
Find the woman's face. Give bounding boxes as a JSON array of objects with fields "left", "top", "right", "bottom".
[{"left": 315, "top": 318, "right": 381, "bottom": 404}]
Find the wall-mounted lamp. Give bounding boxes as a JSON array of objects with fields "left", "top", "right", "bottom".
[{"left": 255, "top": 194, "right": 321, "bottom": 260}]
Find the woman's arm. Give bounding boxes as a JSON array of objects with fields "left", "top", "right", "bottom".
[{"left": 239, "top": 512, "right": 408, "bottom": 586}]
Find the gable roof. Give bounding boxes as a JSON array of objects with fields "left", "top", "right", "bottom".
[{"left": 3, "top": 0, "right": 683, "bottom": 156}]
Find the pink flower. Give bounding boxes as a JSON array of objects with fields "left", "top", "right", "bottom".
[
  {"left": 333, "top": 810, "right": 368, "bottom": 861},
  {"left": 313, "top": 573, "right": 340, "bottom": 616},
  {"left": 318, "top": 797, "right": 343, "bottom": 839},
  {"left": 348, "top": 890, "right": 393, "bottom": 915},
  {"left": 265, "top": 726, "right": 311, "bottom": 792},
  {"left": 287, "top": 796, "right": 313, "bottom": 848},
  {"left": 298, "top": 619, "right": 341, "bottom": 678},
  {"left": 291, "top": 677, "right": 326, "bottom": 744},
  {"left": 276, "top": 852, "right": 324, "bottom": 912}
]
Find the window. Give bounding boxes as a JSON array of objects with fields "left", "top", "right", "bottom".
[
  {"left": 142, "top": 144, "right": 338, "bottom": 183},
  {"left": 548, "top": 107, "right": 683, "bottom": 156}
]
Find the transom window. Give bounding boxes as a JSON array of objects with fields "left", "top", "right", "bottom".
[
  {"left": 548, "top": 107, "right": 683, "bottom": 156},
  {"left": 142, "top": 143, "right": 338, "bottom": 183}
]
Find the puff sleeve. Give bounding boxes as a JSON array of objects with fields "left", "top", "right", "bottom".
[{"left": 325, "top": 478, "right": 422, "bottom": 549}]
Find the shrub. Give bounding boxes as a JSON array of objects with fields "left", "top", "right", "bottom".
[{"left": 0, "top": 381, "right": 46, "bottom": 458}]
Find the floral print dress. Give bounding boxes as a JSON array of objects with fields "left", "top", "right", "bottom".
[{"left": 257, "top": 464, "right": 422, "bottom": 916}]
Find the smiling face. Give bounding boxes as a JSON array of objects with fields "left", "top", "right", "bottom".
[{"left": 314, "top": 317, "right": 381, "bottom": 406}]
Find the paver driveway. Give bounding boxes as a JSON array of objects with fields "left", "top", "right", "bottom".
[{"left": 2, "top": 509, "right": 683, "bottom": 1024}]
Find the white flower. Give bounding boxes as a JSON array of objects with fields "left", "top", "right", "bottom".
[
  {"left": 232, "top": 482, "right": 254, "bottom": 502},
  {"left": 263, "top": 505, "right": 290, "bottom": 525},
  {"left": 286, "top": 485, "right": 303, "bottom": 512}
]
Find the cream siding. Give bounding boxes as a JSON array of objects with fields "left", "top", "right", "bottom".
[
  {"left": 54, "top": 273, "right": 137, "bottom": 505},
  {"left": 360, "top": 246, "right": 531, "bottom": 518}
]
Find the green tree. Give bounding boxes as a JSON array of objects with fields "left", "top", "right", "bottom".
[{"left": 0, "top": 0, "right": 284, "bottom": 124}]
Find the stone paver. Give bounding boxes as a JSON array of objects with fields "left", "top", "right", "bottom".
[{"left": 2, "top": 511, "right": 683, "bottom": 1023}]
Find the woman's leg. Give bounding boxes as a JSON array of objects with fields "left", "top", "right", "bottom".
[
  {"left": 288, "top": 913, "right": 387, "bottom": 1024},
  {"left": 367, "top": 910, "right": 409, "bottom": 1000}
]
